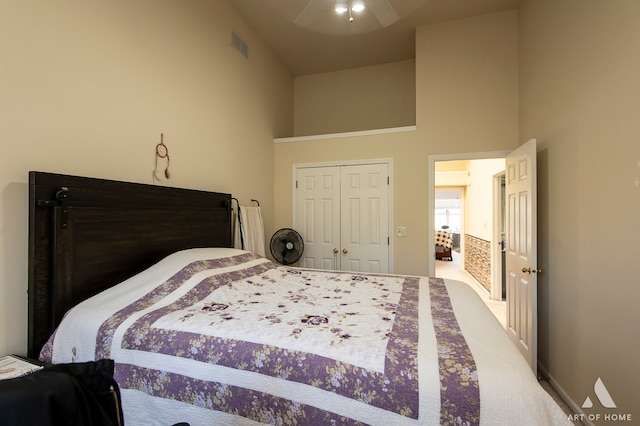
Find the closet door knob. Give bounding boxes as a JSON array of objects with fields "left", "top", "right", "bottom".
[
  {"left": 343, "top": 248, "right": 348, "bottom": 254},
  {"left": 333, "top": 248, "right": 339, "bottom": 254}
]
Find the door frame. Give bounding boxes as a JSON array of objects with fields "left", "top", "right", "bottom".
[
  {"left": 492, "top": 172, "right": 506, "bottom": 300},
  {"left": 293, "top": 158, "right": 395, "bottom": 273},
  {"left": 427, "top": 151, "right": 510, "bottom": 277}
]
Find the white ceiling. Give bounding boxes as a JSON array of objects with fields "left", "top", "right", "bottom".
[{"left": 229, "top": 0, "right": 520, "bottom": 76}]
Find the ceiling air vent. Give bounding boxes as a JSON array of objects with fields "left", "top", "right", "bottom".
[{"left": 230, "top": 30, "right": 248, "bottom": 59}]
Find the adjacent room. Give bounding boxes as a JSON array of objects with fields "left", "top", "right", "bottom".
[{"left": 434, "top": 158, "right": 508, "bottom": 327}]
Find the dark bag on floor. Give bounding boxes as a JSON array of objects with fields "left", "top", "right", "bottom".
[{"left": 0, "top": 358, "right": 124, "bottom": 426}]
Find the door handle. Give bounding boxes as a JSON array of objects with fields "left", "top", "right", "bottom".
[
  {"left": 333, "top": 248, "right": 339, "bottom": 254},
  {"left": 343, "top": 248, "right": 348, "bottom": 254},
  {"left": 522, "top": 267, "right": 543, "bottom": 274}
]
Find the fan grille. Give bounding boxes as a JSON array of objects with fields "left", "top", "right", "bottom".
[{"left": 270, "top": 228, "right": 304, "bottom": 265}]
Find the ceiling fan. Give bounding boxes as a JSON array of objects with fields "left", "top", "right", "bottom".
[{"left": 294, "top": 0, "right": 400, "bottom": 29}]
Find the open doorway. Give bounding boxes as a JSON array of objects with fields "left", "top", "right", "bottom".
[{"left": 429, "top": 153, "right": 508, "bottom": 302}]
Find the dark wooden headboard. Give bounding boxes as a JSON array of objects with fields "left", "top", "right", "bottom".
[{"left": 28, "top": 171, "right": 232, "bottom": 358}]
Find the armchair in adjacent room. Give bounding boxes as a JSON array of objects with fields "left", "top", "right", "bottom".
[{"left": 435, "top": 230, "right": 453, "bottom": 261}]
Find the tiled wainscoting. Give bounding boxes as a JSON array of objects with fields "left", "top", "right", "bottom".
[{"left": 464, "top": 234, "right": 491, "bottom": 292}]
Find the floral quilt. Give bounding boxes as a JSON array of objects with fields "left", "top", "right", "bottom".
[
  {"left": 40, "top": 248, "right": 568, "bottom": 426},
  {"left": 95, "top": 252, "right": 429, "bottom": 422}
]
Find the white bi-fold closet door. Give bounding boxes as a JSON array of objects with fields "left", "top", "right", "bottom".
[{"left": 295, "top": 162, "right": 390, "bottom": 273}]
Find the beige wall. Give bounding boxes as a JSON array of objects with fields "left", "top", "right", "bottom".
[
  {"left": 0, "top": 0, "right": 292, "bottom": 355},
  {"left": 520, "top": 0, "right": 639, "bottom": 416},
  {"left": 464, "top": 159, "right": 505, "bottom": 242},
  {"left": 435, "top": 160, "right": 469, "bottom": 172},
  {"left": 417, "top": 10, "right": 519, "bottom": 150},
  {"left": 274, "top": 10, "right": 519, "bottom": 276},
  {"left": 293, "top": 60, "right": 416, "bottom": 136}
]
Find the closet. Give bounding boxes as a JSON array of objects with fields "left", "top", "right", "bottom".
[{"left": 294, "top": 162, "right": 391, "bottom": 273}]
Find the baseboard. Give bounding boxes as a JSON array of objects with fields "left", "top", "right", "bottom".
[{"left": 538, "top": 362, "right": 593, "bottom": 426}]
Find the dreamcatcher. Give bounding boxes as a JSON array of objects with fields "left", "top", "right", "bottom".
[{"left": 153, "top": 133, "right": 171, "bottom": 183}]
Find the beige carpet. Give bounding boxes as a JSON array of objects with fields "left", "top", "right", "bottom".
[{"left": 435, "top": 251, "right": 506, "bottom": 328}]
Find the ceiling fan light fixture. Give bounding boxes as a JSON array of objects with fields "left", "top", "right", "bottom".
[
  {"left": 351, "top": 2, "right": 365, "bottom": 12},
  {"left": 284, "top": 0, "right": 424, "bottom": 34},
  {"left": 335, "top": 3, "right": 348, "bottom": 14}
]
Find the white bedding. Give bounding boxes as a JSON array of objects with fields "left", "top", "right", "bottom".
[{"left": 41, "top": 248, "right": 570, "bottom": 425}]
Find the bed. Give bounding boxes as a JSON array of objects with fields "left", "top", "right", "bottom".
[{"left": 28, "top": 172, "right": 571, "bottom": 425}]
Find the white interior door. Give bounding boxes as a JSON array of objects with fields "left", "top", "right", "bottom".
[
  {"left": 340, "top": 163, "right": 389, "bottom": 273},
  {"left": 295, "top": 163, "right": 390, "bottom": 272},
  {"left": 296, "top": 166, "right": 341, "bottom": 269},
  {"left": 295, "top": 167, "right": 340, "bottom": 269},
  {"left": 505, "top": 139, "right": 538, "bottom": 374}
]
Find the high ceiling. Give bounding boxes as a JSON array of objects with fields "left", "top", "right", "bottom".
[{"left": 229, "top": 0, "right": 520, "bottom": 76}]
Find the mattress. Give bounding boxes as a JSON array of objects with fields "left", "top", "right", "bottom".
[{"left": 40, "top": 248, "right": 570, "bottom": 425}]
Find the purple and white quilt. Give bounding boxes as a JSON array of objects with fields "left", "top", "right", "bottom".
[{"left": 41, "top": 248, "right": 570, "bottom": 425}]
